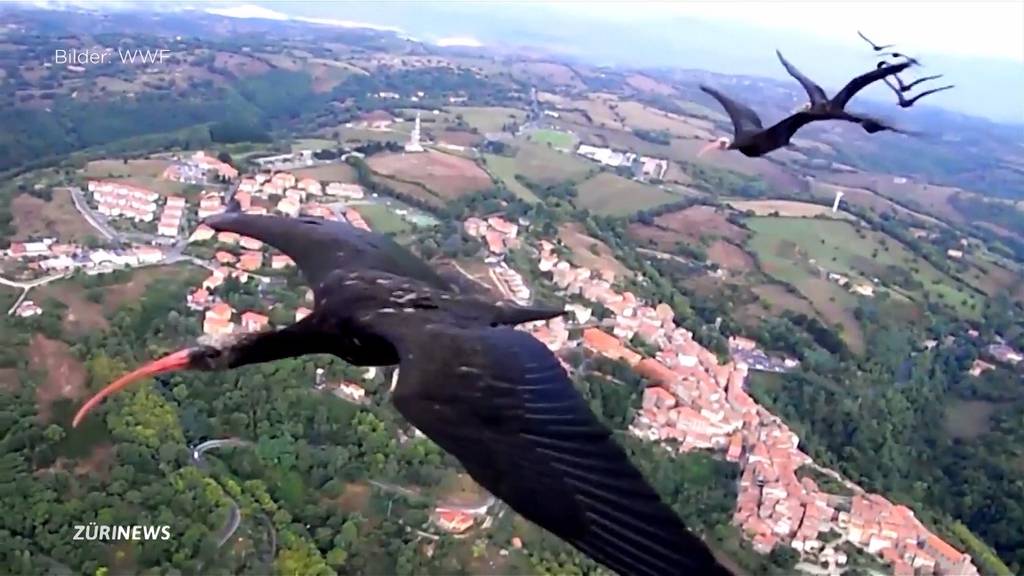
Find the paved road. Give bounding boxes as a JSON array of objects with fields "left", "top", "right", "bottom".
[
  {"left": 2, "top": 271, "right": 71, "bottom": 315},
  {"left": 190, "top": 438, "right": 253, "bottom": 548},
  {"left": 67, "top": 187, "right": 118, "bottom": 241},
  {"left": 69, "top": 186, "right": 181, "bottom": 246}
]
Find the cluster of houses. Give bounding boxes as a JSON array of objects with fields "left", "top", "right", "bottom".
[
  {"left": 162, "top": 150, "right": 239, "bottom": 184},
  {"left": 463, "top": 215, "right": 520, "bottom": 258},
  {"left": 4, "top": 237, "right": 165, "bottom": 275},
  {"left": 193, "top": 300, "right": 269, "bottom": 338},
  {"left": 89, "top": 180, "right": 160, "bottom": 223},
  {"left": 532, "top": 238, "right": 978, "bottom": 575},
  {"left": 233, "top": 171, "right": 368, "bottom": 223}
]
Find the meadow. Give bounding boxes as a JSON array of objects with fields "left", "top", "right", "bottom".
[
  {"left": 527, "top": 128, "right": 576, "bottom": 150},
  {"left": 746, "top": 217, "right": 982, "bottom": 326},
  {"left": 575, "top": 172, "right": 682, "bottom": 216}
]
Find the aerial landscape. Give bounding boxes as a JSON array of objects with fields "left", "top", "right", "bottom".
[{"left": 0, "top": 1, "right": 1022, "bottom": 575}]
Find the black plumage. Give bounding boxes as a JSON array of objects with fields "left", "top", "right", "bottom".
[
  {"left": 73, "top": 209, "right": 732, "bottom": 576},
  {"left": 699, "top": 55, "right": 910, "bottom": 157},
  {"left": 881, "top": 76, "right": 955, "bottom": 108},
  {"left": 857, "top": 30, "right": 894, "bottom": 52}
]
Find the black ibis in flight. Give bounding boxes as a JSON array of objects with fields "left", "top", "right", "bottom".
[
  {"left": 698, "top": 55, "right": 912, "bottom": 157},
  {"left": 874, "top": 63, "right": 945, "bottom": 93},
  {"left": 857, "top": 31, "right": 920, "bottom": 64},
  {"left": 881, "top": 76, "right": 955, "bottom": 108},
  {"left": 73, "top": 205, "right": 732, "bottom": 576},
  {"left": 857, "top": 30, "right": 894, "bottom": 52}
]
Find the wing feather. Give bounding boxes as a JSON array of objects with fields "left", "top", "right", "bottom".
[
  {"left": 831, "top": 61, "right": 912, "bottom": 109},
  {"left": 700, "top": 85, "right": 764, "bottom": 139},
  {"left": 776, "top": 50, "right": 829, "bottom": 106},
  {"left": 390, "top": 326, "right": 730, "bottom": 576},
  {"left": 202, "top": 211, "right": 453, "bottom": 302}
]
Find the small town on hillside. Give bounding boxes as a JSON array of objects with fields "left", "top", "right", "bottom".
[{"left": 1, "top": 130, "right": 1016, "bottom": 573}]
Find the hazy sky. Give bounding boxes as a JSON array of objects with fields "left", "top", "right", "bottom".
[{"left": 550, "top": 1, "right": 1024, "bottom": 62}]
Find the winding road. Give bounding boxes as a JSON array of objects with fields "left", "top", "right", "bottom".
[{"left": 190, "top": 438, "right": 253, "bottom": 548}]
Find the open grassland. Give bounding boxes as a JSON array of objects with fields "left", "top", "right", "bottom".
[
  {"left": 513, "top": 141, "right": 594, "bottom": 184},
  {"left": 370, "top": 173, "right": 443, "bottom": 207},
  {"left": 367, "top": 150, "right": 492, "bottom": 200},
  {"left": 482, "top": 154, "right": 540, "bottom": 202},
  {"left": 747, "top": 217, "right": 982, "bottom": 322},
  {"left": 292, "top": 163, "right": 357, "bottom": 183},
  {"left": 12, "top": 189, "right": 97, "bottom": 243},
  {"left": 356, "top": 203, "right": 412, "bottom": 236},
  {"left": 527, "top": 128, "right": 576, "bottom": 149},
  {"left": 727, "top": 199, "right": 856, "bottom": 220},
  {"left": 482, "top": 140, "right": 594, "bottom": 197},
  {"left": 614, "top": 101, "right": 716, "bottom": 139},
  {"left": 558, "top": 223, "right": 630, "bottom": 278},
  {"left": 810, "top": 182, "right": 944, "bottom": 226},
  {"left": 29, "top": 334, "right": 87, "bottom": 422},
  {"left": 82, "top": 158, "right": 172, "bottom": 179},
  {"left": 446, "top": 106, "right": 526, "bottom": 133},
  {"left": 625, "top": 74, "right": 677, "bottom": 95},
  {"left": 508, "top": 61, "right": 584, "bottom": 88},
  {"left": 575, "top": 172, "right": 682, "bottom": 216},
  {"left": 824, "top": 173, "right": 967, "bottom": 224},
  {"left": 655, "top": 205, "right": 748, "bottom": 244},
  {"left": 571, "top": 95, "right": 625, "bottom": 130},
  {"left": 289, "top": 138, "right": 335, "bottom": 152},
  {"left": 33, "top": 264, "right": 201, "bottom": 337}
]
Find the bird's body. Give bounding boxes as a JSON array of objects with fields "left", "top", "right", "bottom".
[{"left": 73, "top": 207, "right": 731, "bottom": 576}]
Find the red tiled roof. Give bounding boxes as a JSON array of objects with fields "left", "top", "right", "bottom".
[{"left": 582, "top": 328, "right": 620, "bottom": 355}]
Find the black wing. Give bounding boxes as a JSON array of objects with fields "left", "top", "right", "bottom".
[
  {"left": 904, "top": 84, "right": 955, "bottom": 106},
  {"left": 753, "top": 111, "right": 821, "bottom": 151},
  {"left": 776, "top": 50, "right": 829, "bottom": 106},
  {"left": 831, "top": 61, "right": 912, "bottom": 109},
  {"left": 203, "top": 210, "right": 454, "bottom": 302},
  {"left": 857, "top": 31, "right": 894, "bottom": 51},
  {"left": 902, "top": 74, "right": 943, "bottom": 92},
  {"left": 700, "top": 85, "right": 764, "bottom": 140},
  {"left": 390, "top": 326, "right": 730, "bottom": 576}
]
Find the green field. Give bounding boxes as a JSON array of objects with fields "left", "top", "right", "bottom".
[
  {"left": 482, "top": 154, "right": 540, "bottom": 202},
  {"left": 746, "top": 217, "right": 983, "bottom": 319},
  {"left": 528, "top": 128, "right": 576, "bottom": 149},
  {"left": 292, "top": 163, "right": 357, "bottom": 183},
  {"left": 575, "top": 172, "right": 681, "bottom": 216},
  {"left": 513, "top": 141, "right": 594, "bottom": 184},
  {"left": 357, "top": 203, "right": 412, "bottom": 235},
  {"left": 446, "top": 106, "right": 526, "bottom": 133},
  {"left": 290, "top": 138, "right": 336, "bottom": 152}
]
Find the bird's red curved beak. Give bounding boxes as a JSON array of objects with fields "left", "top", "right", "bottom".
[{"left": 72, "top": 348, "right": 194, "bottom": 428}]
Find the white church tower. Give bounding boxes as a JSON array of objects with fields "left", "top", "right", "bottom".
[{"left": 404, "top": 112, "right": 425, "bottom": 153}]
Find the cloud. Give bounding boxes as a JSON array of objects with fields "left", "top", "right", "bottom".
[{"left": 205, "top": 4, "right": 289, "bottom": 20}]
